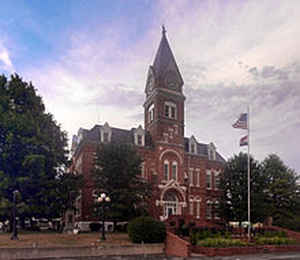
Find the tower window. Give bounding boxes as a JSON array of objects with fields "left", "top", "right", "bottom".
[
  {"left": 164, "top": 102, "right": 177, "bottom": 119},
  {"left": 148, "top": 104, "right": 155, "bottom": 123},
  {"left": 191, "top": 143, "right": 195, "bottom": 153},
  {"left": 171, "top": 162, "right": 177, "bottom": 180},
  {"left": 164, "top": 161, "right": 169, "bottom": 181}
]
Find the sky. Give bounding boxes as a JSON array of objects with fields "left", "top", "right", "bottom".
[{"left": 0, "top": 0, "right": 299, "bottom": 173}]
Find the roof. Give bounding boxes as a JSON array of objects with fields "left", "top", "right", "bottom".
[{"left": 73, "top": 124, "right": 225, "bottom": 162}]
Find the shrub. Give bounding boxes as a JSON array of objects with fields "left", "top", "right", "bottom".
[
  {"left": 128, "top": 216, "right": 166, "bottom": 243},
  {"left": 198, "top": 238, "right": 248, "bottom": 248},
  {"left": 255, "top": 236, "right": 295, "bottom": 245},
  {"left": 89, "top": 222, "right": 101, "bottom": 232}
]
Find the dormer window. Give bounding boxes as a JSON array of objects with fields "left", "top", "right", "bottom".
[
  {"left": 134, "top": 125, "right": 145, "bottom": 146},
  {"left": 100, "top": 122, "right": 112, "bottom": 143},
  {"left": 208, "top": 143, "right": 216, "bottom": 161},
  {"left": 103, "top": 132, "right": 109, "bottom": 142},
  {"left": 189, "top": 136, "right": 198, "bottom": 154},
  {"left": 164, "top": 101, "right": 177, "bottom": 119},
  {"left": 191, "top": 144, "right": 195, "bottom": 153},
  {"left": 137, "top": 135, "right": 142, "bottom": 145}
]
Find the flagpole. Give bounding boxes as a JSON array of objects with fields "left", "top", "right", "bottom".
[{"left": 247, "top": 106, "right": 251, "bottom": 240}]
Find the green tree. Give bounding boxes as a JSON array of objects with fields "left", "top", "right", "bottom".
[
  {"left": 261, "top": 154, "right": 300, "bottom": 228},
  {"left": 0, "top": 74, "right": 77, "bottom": 224},
  {"left": 93, "top": 143, "right": 151, "bottom": 222},
  {"left": 219, "top": 152, "right": 267, "bottom": 224}
]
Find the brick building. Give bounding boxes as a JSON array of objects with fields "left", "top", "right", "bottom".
[{"left": 70, "top": 27, "right": 225, "bottom": 227}]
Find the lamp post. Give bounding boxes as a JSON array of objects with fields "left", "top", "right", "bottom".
[
  {"left": 97, "top": 193, "right": 111, "bottom": 241},
  {"left": 11, "top": 190, "right": 19, "bottom": 240}
]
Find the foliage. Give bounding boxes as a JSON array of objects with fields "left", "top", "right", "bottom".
[
  {"left": 255, "top": 236, "right": 295, "bottom": 245},
  {"left": 255, "top": 228, "right": 286, "bottom": 238},
  {"left": 0, "top": 74, "right": 80, "bottom": 222},
  {"left": 190, "top": 227, "right": 231, "bottom": 245},
  {"left": 127, "top": 216, "right": 166, "bottom": 243},
  {"left": 261, "top": 154, "right": 300, "bottom": 228},
  {"left": 93, "top": 143, "right": 152, "bottom": 222},
  {"left": 198, "top": 238, "right": 248, "bottom": 247},
  {"left": 89, "top": 222, "right": 101, "bottom": 232},
  {"left": 218, "top": 153, "right": 268, "bottom": 223}
]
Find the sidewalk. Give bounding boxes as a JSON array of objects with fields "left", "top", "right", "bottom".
[{"left": 199, "top": 252, "right": 300, "bottom": 260}]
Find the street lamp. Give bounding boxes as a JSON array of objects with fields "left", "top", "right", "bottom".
[
  {"left": 11, "top": 190, "right": 19, "bottom": 240},
  {"left": 97, "top": 193, "right": 111, "bottom": 241}
]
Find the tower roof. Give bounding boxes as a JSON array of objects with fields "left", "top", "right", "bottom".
[{"left": 152, "top": 26, "right": 184, "bottom": 85}]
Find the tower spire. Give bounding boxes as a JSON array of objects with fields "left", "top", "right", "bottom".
[{"left": 162, "top": 25, "right": 166, "bottom": 36}]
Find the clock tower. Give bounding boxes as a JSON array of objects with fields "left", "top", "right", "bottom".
[{"left": 144, "top": 26, "right": 185, "bottom": 147}]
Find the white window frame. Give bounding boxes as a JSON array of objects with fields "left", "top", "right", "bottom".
[
  {"left": 171, "top": 161, "right": 177, "bottom": 181},
  {"left": 148, "top": 104, "right": 155, "bottom": 123},
  {"left": 189, "top": 169, "right": 193, "bottom": 186},
  {"left": 141, "top": 162, "right": 145, "bottom": 178},
  {"left": 164, "top": 101, "right": 177, "bottom": 119},
  {"left": 189, "top": 196, "right": 194, "bottom": 215},
  {"left": 164, "top": 160, "right": 169, "bottom": 181},
  {"left": 214, "top": 170, "right": 220, "bottom": 190},
  {"left": 196, "top": 169, "right": 200, "bottom": 187},
  {"left": 206, "top": 200, "right": 212, "bottom": 219},
  {"left": 206, "top": 169, "right": 212, "bottom": 189}
]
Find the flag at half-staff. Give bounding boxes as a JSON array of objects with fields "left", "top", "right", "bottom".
[{"left": 232, "top": 113, "right": 248, "bottom": 129}]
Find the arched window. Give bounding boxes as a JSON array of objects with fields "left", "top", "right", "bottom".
[
  {"left": 164, "top": 101, "right": 177, "bottom": 119},
  {"left": 164, "top": 160, "right": 169, "bottom": 181},
  {"left": 171, "top": 161, "right": 177, "bottom": 181}
]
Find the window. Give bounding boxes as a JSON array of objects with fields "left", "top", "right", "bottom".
[
  {"left": 191, "top": 143, "right": 195, "bottom": 153},
  {"left": 206, "top": 170, "right": 212, "bottom": 189},
  {"left": 165, "top": 105, "right": 169, "bottom": 117},
  {"left": 189, "top": 170, "right": 193, "bottom": 186},
  {"left": 171, "top": 162, "right": 177, "bottom": 180},
  {"left": 196, "top": 170, "right": 200, "bottom": 187},
  {"left": 148, "top": 104, "right": 154, "bottom": 123},
  {"left": 103, "top": 132, "right": 109, "bottom": 142},
  {"left": 137, "top": 135, "right": 142, "bottom": 145},
  {"left": 164, "top": 102, "right": 177, "bottom": 119},
  {"left": 196, "top": 198, "right": 201, "bottom": 219},
  {"left": 190, "top": 200, "right": 194, "bottom": 215},
  {"left": 215, "top": 171, "right": 220, "bottom": 189},
  {"left": 164, "top": 161, "right": 169, "bottom": 181},
  {"left": 214, "top": 201, "right": 220, "bottom": 219},
  {"left": 141, "top": 162, "right": 145, "bottom": 178},
  {"left": 206, "top": 200, "right": 212, "bottom": 219}
]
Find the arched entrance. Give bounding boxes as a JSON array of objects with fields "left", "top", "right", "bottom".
[{"left": 163, "top": 191, "right": 179, "bottom": 218}]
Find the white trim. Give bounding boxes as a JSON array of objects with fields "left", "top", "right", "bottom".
[{"left": 159, "top": 149, "right": 183, "bottom": 165}]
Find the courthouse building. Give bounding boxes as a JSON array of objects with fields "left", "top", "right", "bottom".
[{"left": 70, "top": 28, "right": 225, "bottom": 226}]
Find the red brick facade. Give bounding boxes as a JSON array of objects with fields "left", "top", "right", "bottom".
[{"left": 70, "top": 28, "right": 225, "bottom": 226}]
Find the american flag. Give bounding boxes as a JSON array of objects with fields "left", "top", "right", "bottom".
[
  {"left": 240, "top": 135, "right": 248, "bottom": 146},
  {"left": 232, "top": 113, "right": 248, "bottom": 129}
]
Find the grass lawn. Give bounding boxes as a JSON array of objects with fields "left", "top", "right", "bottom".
[{"left": 0, "top": 232, "right": 132, "bottom": 248}]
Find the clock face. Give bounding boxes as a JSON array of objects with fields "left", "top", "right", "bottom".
[{"left": 164, "top": 71, "right": 178, "bottom": 90}]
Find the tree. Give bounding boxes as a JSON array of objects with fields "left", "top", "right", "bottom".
[
  {"left": 93, "top": 143, "right": 152, "bottom": 222},
  {"left": 219, "top": 152, "right": 267, "bottom": 224},
  {"left": 261, "top": 154, "right": 300, "bottom": 228},
  {"left": 0, "top": 74, "right": 77, "bottom": 224}
]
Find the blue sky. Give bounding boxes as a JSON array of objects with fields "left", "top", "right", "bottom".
[{"left": 1, "top": 0, "right": 300, "bottom": 173}]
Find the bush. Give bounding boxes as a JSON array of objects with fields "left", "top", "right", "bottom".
[
  {"left": 198, "top": 238, "right": 248, "bottom": 248},
  {"left": 255, "top": 236, "right": 295, "bottom": 245},
  {"left": 128, "top": 216, "right": 166, "bottom": 243},
  {"left": 89, "top": 222, "right": 101, "bottom": 232}
]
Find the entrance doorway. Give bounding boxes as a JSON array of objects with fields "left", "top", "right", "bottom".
[{"left": 163, "top": 192, "right": 178, "bottom": 218}]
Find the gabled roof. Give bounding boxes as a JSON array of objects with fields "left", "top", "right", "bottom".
[{"left": 184, "top": 137, "right": 225, "bottom": 163}]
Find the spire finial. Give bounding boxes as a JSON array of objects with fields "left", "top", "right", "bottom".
[{"left": 162, "top": 25, "right": 166, "bottom": 36}]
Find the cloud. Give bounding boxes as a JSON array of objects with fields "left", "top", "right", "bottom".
[
  {"left": 0, "top": 42, "right": 14, "bottom": 73},
  {"left": 20, "top": 0, "right": 300, "bottom": 173}
]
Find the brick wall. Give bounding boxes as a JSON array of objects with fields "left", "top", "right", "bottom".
[{"left": 165, "top": 231, "right": 190, "bottom": 257}]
